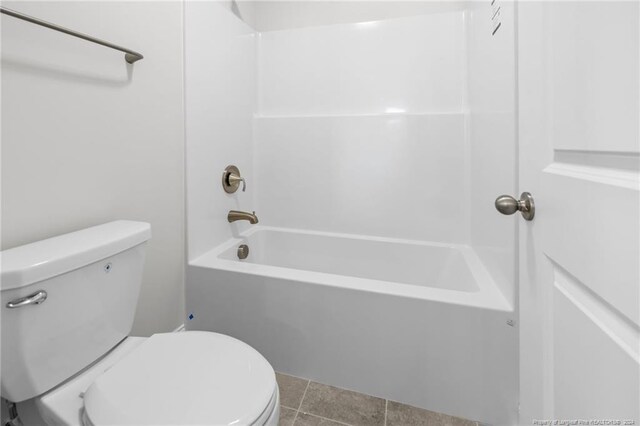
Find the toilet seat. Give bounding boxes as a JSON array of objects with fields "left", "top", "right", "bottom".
[{"left": 82, "top": 331, "right": 277, "bottom": 426}]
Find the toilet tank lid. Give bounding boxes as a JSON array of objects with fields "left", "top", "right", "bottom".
[{"left": 1, "top": 221, "right": 151, "bottom": 291}]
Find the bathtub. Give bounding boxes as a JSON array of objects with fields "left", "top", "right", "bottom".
[{"left": 186, "top": 226, "right": 517, "bottom": 425}]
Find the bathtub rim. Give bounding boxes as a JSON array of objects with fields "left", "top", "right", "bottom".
[{"left": 190, "top": 226, "right": 513, "bottom": 313}]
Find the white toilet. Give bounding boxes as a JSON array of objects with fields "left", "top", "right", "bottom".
[{"left": 0, "top": 221, "right": 279, "bottom": 425}]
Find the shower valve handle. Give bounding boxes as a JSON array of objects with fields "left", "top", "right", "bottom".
[
  {"left": 495, "top": 192, "right": 535, "bottom": 221},
  {"left": 222, "top": 165, "right": 246, "bottom": 193},
  {"left": 227, "top": 173, "right": 246, "bottom": 192}
]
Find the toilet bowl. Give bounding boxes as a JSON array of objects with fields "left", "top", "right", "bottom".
[
  {"left": 33, "top": 332, "right": 279, "bottom": 426},
  {"left": 36, "top": 332, "right": 279, "bottom": 426},
  {"left": 1, "top": 221, "right": 279, "bottom": 425}
]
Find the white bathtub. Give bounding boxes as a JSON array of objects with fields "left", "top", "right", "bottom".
[{"left": 186, "top": 227, "right": 517, "bottom": 425}]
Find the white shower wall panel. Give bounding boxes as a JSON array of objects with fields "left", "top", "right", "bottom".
[
  {"left": 253, "top": 114, "right": 468, "bottom": 243},
  {"left": 185, "top": 2, "right": 257, "bottom": 260},
  {"left": 257, "top": 12, "right": 465, "bottom": 116},
  {"left": 466, "top": 2, "right": 517, "bottom": 307}
]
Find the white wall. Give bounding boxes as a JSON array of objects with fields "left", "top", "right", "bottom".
[
  {"left": 254, "top": 115, "right": 467, "bottom": 242},
  {"left": 185, "top": 1, "right": 256, "bottom": 261},
  {"left": 217, "top": 0, "right": 258, "bottom": 29},
  {"left": 255, "top": 13, "right": 469, "bottom": 243},
  {"left": 466, "top": 1, "right": 517, "bottom": 306},
  {"left": 247, "top": 1, "right": 468, "bottom": 32},
  {"left": 258, "top": 13, "right": 464, "bottom": 115},
  {"left": 1, "top": 1, "right": 185, "bottom": 336}
]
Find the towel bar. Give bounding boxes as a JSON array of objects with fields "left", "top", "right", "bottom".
[{"left": 0, "top": 6, "right": 144, "bottom": 64}]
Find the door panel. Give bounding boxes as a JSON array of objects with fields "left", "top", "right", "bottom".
[
  {"left": 548, "top": 3, "right": 638, "bottom": 153},
  {"left": 542, "top": 165, "right": 639, "bottom": 323},
  {"left": 554, "top": 283, "right": 639, "bottom": 419},
  {"left": 518, "top": 1, "right": 639, "bottom": 423}
]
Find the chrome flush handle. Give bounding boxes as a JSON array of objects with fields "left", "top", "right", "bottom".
[
  {"left": 6, "top": 290, "right": 48, "bottom": 308},
  {"left": 495, "top": 192, "right": 535, "bottom": 221}
]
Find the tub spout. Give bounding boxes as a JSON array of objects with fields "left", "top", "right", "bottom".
[{"left": 228, "top": 210, "right": 259, "bottom": 224}]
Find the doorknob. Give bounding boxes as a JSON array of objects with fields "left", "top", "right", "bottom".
[{"left": 495, "top": 192, "right": 535, "bottom": 221}]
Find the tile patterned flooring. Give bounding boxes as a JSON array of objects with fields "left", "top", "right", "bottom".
[{"left": 276, "top": 372, "right": 479, "bottom": 426}]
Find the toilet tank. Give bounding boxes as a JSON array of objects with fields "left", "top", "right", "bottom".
[{"left": 0, "top": 221, "right": 151, "bottom": 403}]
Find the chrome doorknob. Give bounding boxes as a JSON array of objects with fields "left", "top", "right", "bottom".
[{"left": 495, "top": 192, "right": 535, "bottom": 221}]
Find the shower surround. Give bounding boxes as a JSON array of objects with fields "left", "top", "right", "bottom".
[{"left": 185, "top": 2, "right": 518, "bottom": 424}]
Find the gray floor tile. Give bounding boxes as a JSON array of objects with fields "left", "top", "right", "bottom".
[
  {"left": 295, "top": 412, "right": 349, "bottom": 426},
  {"left": 279, "top": 406, "right": 298, "bottom": 426},
  {"left": 386, "top": 400, "right": 477, "bottom": 426},
  {"left": 299, "top": 382, "right": 385, "bottom": 426},
  {"left": 277, "top": 372, "right": 310, "bottom": 409}
]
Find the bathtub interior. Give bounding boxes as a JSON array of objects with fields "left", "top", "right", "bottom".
[{"left": 217, "top": 228, "right": 479, "bottom": 292}]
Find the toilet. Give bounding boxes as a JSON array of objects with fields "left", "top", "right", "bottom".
[{"left": 0, "top": 221, "right": 279, "bottom": 425}]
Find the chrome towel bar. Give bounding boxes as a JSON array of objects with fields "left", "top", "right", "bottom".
[{"left": 0, "top": 6, "right": 144, "bottom": 64}]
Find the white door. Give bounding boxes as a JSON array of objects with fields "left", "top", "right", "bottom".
[{"left": 517, "top": 1, "right": 639, "bottom": 424}]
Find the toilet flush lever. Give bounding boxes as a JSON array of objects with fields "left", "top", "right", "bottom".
[{"left": 6, "top": 290, "right": 48, "bottom": 308}]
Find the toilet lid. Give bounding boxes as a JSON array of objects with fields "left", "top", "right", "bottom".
[{"left": 83, "top": 331, "right": 276, "bottom": 426}]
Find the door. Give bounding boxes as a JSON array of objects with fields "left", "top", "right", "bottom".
[{"left": 517, "top": 1, "right": 639, "bottom": 423}]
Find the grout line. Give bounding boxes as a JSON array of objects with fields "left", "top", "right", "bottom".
[
  {"left": 298, "top": 412, "right": 353, "bottom": 426},
  {"left": 384, "top": 399, "right": 388, "bottom": 426},
  {"left": 283, "top": 373, "right": 473, "bottom": 426},
  {"left": 281, "top": 404, "right": 299, "bottom": 411},
  {"left": 292, "top": 379, "right": 311, "bottom": 425}
]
